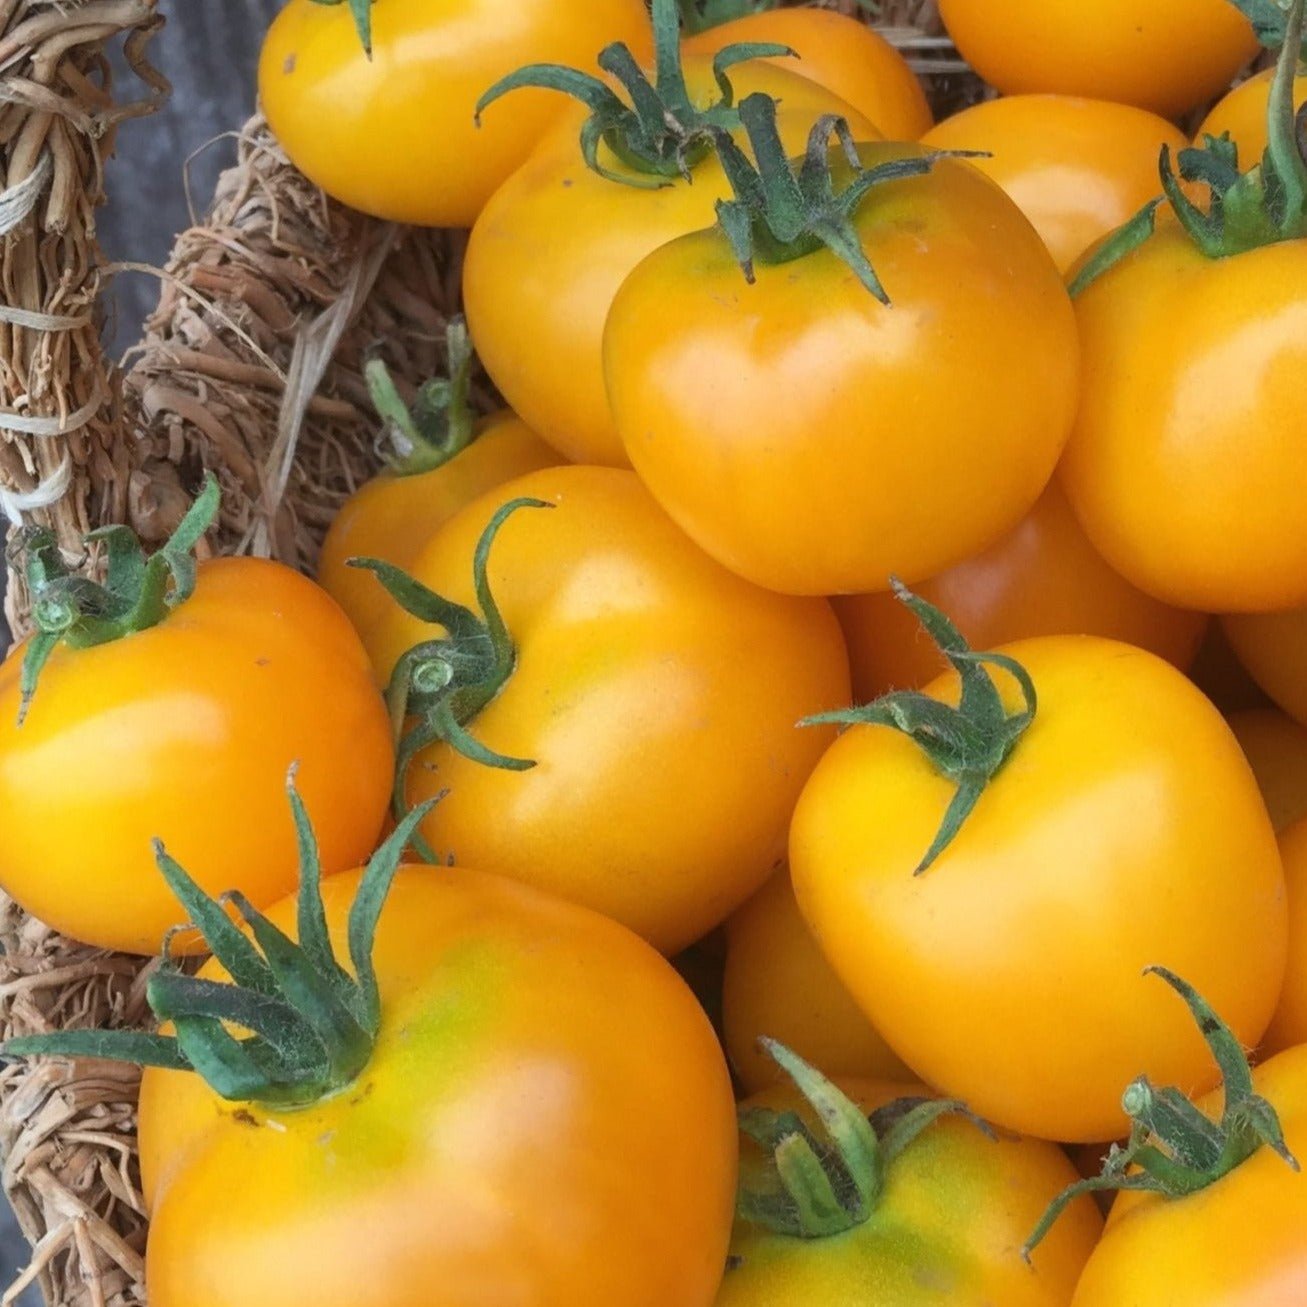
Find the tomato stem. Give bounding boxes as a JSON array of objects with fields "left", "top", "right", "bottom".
[
  {"left": 710, "top": 95, "right": 965, "bottom": 302},
  {"left": 11, "top": 473, "right": 220, "bottom": 726},
  {"left": 803, "top": 580, "right": 1037, "bottom": 873},
  {"left": 737, "top": 1039, "right": 990, "bottom": 1239},
  {"left": 367, "top": 318, "right": 479, "bottom": 478},
  {"left": 1073, "top": 0, "right": 1307, "bottom": 294},
  {"left": 1024, "top": 968, "right": 1300, "bottom": 1259},
  {"left": 0, "top": 774, "right": 439, "bottom": 1107},
  {"left": 475, "top": 0, "right": 793, "bottom": 188},
  {"left": 350, "top": 498, "right": 551, "bottom": 832}
]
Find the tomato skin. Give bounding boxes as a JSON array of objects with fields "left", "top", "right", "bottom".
[
  {"left": 1060, "top": 226, "right": 1307, "bottom": 613},
  {"left": 1072, "top": 1045, "right": 1307, "bottom": 1306},
  {"left": 683, "top": 9, "right": 932, "bottom": 140},
  {"left": 0, "top": 559, "right": 393, "bottom": 956},
  {"left": 790, "top": 636, "right": 1287, "bottom": 1143},
  {"left": 317, "top": 412, "right": 559, "bottom": 660},
  {"left": 464, "top": 59, "right": 877, "bottom": 467},
  {"left": 1198, "top": 68, "right": 1307, "bottom": 165},
  {"left": 1263, "top": 818, "right": 1307, "bottom": 1058},
  {"left": 139, "top": 864, "right": 737, "bottom": 1307},
  {"left": 371, "top": 466, "right": 852, "bottom": 955},
  {"left": 258, "top": 0, "right": 652, "bottom": 227},
  {"left": 835, "top": 483, "right": 1206, "bottom": 703},
  {"left": 605, "top": 145, "right": 1077, "bottom": 597},
  {"left": 937, "top": 0, "right": 1259, "bottom": 118},
  {"left": 1224, "top": 608, "right": 1307, "bottom": 726},
  {"left": 722, "top": 872, "right": 910, "bottom": 1096},
  {"left": 1227, "top": 709, "right": 1307, "bottom": 834},
  {"left": 719, "top": 1080, "right": 1102, "bottom": 1306},
  {"left": 921, "top": 95, "right": 1187, "bottom": 274}
]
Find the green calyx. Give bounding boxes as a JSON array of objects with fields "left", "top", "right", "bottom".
[
  {"left": 711, "top": 94, "right": 956, "bottom": 303},
  {"left": 351, "top": 498, "right": 551, "bottom": 828},
  {"left": 475, "top": 0, "right": 793, "bottom": 188},
  {"left": 308, "top": 0, "right": 373, "bottom": 57},
  {"left": 368, "top": 318, "right": 479, "bottom": 478},
  {"left": 803, "top": 580, "right": 1036, "bottom": 874},
  {"left": 1073, "top": 0, "right": 1307, "bottom": 296},
  {"left": 1025, "top": 968, "right": 1300, "bottom": 1259},
  {"left": 677, "top": 0, "right": 776, "bottom": 34},
  {"left": 10, "top": 473, "right": 220, "bottom": 727},
  {"left": 1, "top": 775, "right": 438, "bottom": 1108},
  {"left": 738, "top": 1039, "right": 991, "bottom": 1239}
]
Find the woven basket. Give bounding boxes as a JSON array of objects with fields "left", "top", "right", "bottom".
[{"left": 0, "top": 3, "right": 976, "bottom": 1302}]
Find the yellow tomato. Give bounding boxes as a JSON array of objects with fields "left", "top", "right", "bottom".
[
  {"left": 259, "top": 0, "right": 652, "bottom": 226},
  {"left": 722, "top": 872, "right": 910, "bottom": 1095},
  {"left": 791, "top": 634, "right": 1286, "bottom": 1142},
  {"left": 922, "top": 95, "right": 1187, "bottom": 273},
  {"left": 1225, "top": 606, "right": 1307, "bottom": 726},
  {"left": 465, "top": 58, "right": 878, "bottom": 467},
  {"left": 1263, "top": 817, "right": 1307, "bottom": 1057},
  {"left": 937, "top": 0, "right": 1260, "bottom": 118}
]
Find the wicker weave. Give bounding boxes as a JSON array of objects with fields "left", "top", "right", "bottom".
[{"left": 0, "top": 3, "right": 970, "bottom": 1302}]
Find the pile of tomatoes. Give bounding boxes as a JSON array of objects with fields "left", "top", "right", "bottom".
[{"left": 4, "top": 0, "right": 1307, "bottom": 1303}]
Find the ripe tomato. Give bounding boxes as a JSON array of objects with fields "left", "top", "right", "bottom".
[
  {"left": 318, "top": 411, "right": 558, "bottom": 662},
  {"left": 1070, "top": 1043, "right": 1307, "bottom": 1305},
  {"left": 371, "top": 466, "right": 851, "bottom": 955},
  {"left": 722, "top": 872, "right": 910, "bottom": 1096},
  {"left": 258, "top": 0, "right": 652, "bottom": 227},
  {"left": 0, "top": 557, "right": 393, "bottom": 956},
  {"left": 720, "top": 1066, "right": 1102, "bottom": 1305},
  {"left": 921, "top": 96, "right": 1187, "bottom": 273},
  {"left": 683, "top": 8, "right": 932, "bottom": 140},
  {"left": 937, "top": 0, "right": 1260, "bottom": 118},
  {"left": 791, "top": 632, "right": 1286, "bottom": 1142},
  {"left": 132, "top": 857, "right": 737, "bottom": 1305},
  {"left": 1228, "top": 708, "right": 1307, "bottom": 833},
  {"left": 1263, "top": 817, "right": 1307, "bottom": 1057},
  {"left": 464, "top": 59, "right": 877, "bottom": 467},
  {"left": 1224, "top": 607, "right": 1307, "bottom": 726},
  {"left": 605, "top": 140, "right": 1077, "bottom": 596},
  {"left": 834, "top": 483, "right": 1206, "bottom": 703},
  {"left": 1060, "top": 223, "right": 1307, "bottom": 612},
  {"left": 1199, "top": 67, "right": 1307, "bottom": 164}
]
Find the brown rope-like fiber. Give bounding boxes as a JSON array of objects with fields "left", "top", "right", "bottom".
[{"left": 0, "top": 3, "right": 971, "bottom": 1303}]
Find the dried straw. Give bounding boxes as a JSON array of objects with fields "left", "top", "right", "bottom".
[{"left": 0, "top": 3, "right": 967, "bottom": 1302}]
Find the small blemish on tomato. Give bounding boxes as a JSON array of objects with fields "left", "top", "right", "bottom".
[
  {"left": 255, "top": 657, "right": 271, "bottom": 667},
  {"left": 232, "top": 1109, "right": 259, "bottom": 1128},
  {"left": 284, "top": 53, "right": 296, "bottom": 76}
]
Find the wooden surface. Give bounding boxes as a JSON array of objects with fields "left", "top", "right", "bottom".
[{"left": 1, "top": 3, "right": 279, "bottom": 1295}]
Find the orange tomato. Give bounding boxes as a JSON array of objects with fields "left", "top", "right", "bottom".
[
  {"left": 921, "top": 95, "right": 1187, "bottom": 273},
  {"left": 937, "top": 0, "right": 1260, "bottom": 118},
  {"left": 1228, "top": 708, "right": 1307, "bottom": 833},
  {"left": 834, "top": 482, "right": 1206, "bottom": 703},
  {"left": 464, "top": 57, "right": 878, "bottom": 467},
  {"left": 1188, "top": 621, "right": 1272, "bottom": 715},
  {"left": 372, "top": 466, "right": 852, "bottom": 955},
  {"left": 1225, "top": 607, "right": 1307, "bottom": 726},
  {"left": 722, "top": 872, "right": 910, "bottom": 1095},
  {"left": 318, "top": 411, "right": 559, "bottom": 661},
  {"left": 1198, "top": 66, "right": 1307, "bottom": 164},
  {"left": 791, "top": 634, "right": 1287, "bottom": 1142},
  {"left": 1263, "top": 816, "right": 1307, "bottom": 1057},
  {"left": 259, "top": 0, "right": 652, "bottom": 226},
  {"left": 605, "top": 143, "right": 1078, "bottom": 596},
  {"left": 683, "top": 8, "right": 932, "bottom": 139},
  {"left": 139, "top": 863, "right": 737, "bottom": 1306},
  {"left": 0, "top": 559, "right": 393, "bottom": 955}
]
